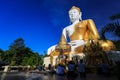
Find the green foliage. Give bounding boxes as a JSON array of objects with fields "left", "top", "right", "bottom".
[
  {"left": 83, "top": 40, "right": 109, "bottom": 66},
  {"left": 100, "top": 13, "right": 120, "bottom": 51},
  {"left": 9, "top": 38, "right": 25, "bottom": 50},
  {"left": 0, "top": 38, "right": 44, "bottom": 66},
  {"left": 100, "top": 21, "right": 120, "bottom": 39},
  {"left": 100, "top": 13, "right": 120, "bottom": 40},
  {"left": 113, "top": 40, "right": 120, "bottom": 51},
  {"left": 109, "top": 13, "right": 120, "bottom": 20},
  {"left": 0, "top": 49, "right": 4, "bottom": 60}
]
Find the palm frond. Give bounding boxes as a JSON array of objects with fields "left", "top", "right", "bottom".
[
  {"left": 100, "top": 21, "right": 120, "bottom": 39},
  {"left": 109, "top": 13, "right": 120, "bottom": 20}
]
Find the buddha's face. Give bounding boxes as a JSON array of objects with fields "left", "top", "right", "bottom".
[{"left": 69, "top": 9, "right": 80, "bottom": 23}]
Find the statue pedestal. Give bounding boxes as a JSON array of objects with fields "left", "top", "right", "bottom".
[
  {"left": 70, "top": 53, "right": 85, "bottom": 62},
  {"left": 43, "top": 57, "right": 50, "bottom": 68},
  {"left": 52, "top": 56, "right": 58, "bottom": 66}
]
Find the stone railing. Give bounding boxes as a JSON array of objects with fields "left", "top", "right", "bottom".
[
  {"left": 0, "top": 65, "right": 31, "bottom": 80},
  {"left": 1, "top": 65, "right": 31, "bottom": 72}
]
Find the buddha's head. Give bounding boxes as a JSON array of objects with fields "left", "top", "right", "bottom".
[{"left": 69, "top": 6, "right": 82, "bottom": 23}]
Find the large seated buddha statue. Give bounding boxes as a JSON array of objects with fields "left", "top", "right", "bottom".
[{"left": 47, "top": 6, "right": 115, "bottom": 66}]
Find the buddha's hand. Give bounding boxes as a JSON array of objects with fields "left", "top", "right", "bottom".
[{"left": 70, "top": 40, "right": 86, "bottom": 47}]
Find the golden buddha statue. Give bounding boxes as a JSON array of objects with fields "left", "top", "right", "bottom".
[{"left": 47, "top": 6, "right": 115, "bottom": 65}]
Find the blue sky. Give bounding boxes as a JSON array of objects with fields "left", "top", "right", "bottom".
[{"left": 0, "top": 0, "right": 120, "bottom": 54}]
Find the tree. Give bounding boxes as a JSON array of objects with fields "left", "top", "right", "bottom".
[
  {"left": 8, "top": 38, "right": 25, "bottom": 65},
  {"left": 100, "top": 21, "right": 120, "bottom": 39},
  {"left": 2, "top": 37, "right": 44, "bottom": 67},
  {"left": 83, "top": 40, "right": 109, "bottom": 66},
  {"left": 100, "top": 13, "right": 120, "bottom": 51},
  {"left": 113, "top": 40, "right": 120, "bottom": 51},
  {"left": 9, "top": 38, "right": 39, "bottom": 66},
  {"left": 109, "top": 13, "right": 120, "bottom": 20},
  {"left": 0, "top": 49, "right": 4, "bottom": 59},
  {"left": 100, "top": 13, "right": 120, "bottom": 39},
  {"left": 9, "top": 38, "right": 25, "bottom": 50}
]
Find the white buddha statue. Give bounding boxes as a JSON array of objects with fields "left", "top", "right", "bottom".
[{"left": 47, "top": 6, "right": 115, "bottom": 63}]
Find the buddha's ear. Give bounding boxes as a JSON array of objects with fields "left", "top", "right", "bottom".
[{"left": 79, "top": 12, "right": 82, "bottom": 21}]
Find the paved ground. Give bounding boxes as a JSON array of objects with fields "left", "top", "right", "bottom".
[
  {"left": 42, "top": 73, "right": 118, "bottom": 80},
  {"left": 0, "top": 72, "right": 118, "bottom": 80}
]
